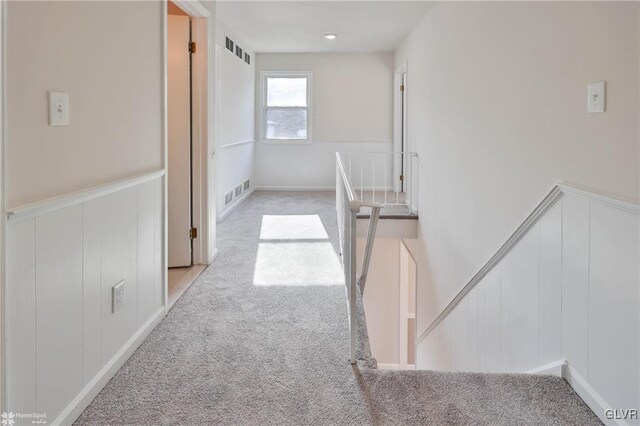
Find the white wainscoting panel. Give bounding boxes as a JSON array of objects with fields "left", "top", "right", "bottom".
[
  {"left": 35, "top": 204, "right": 84, "bottom": 417},
  {"left": 83, "top": 198, "right": 103, "bottom": 384},
  {"left": 6, "top": 219, "right": 36, "bottom": 414},
  {"left": 415, "top": 189, "right": 640, "bottom": 424},
  {"left": 588, "top": 202, "right": 639, "bottom": 416},
  {"left": 5, "top": 174, "right": 164, "bottom": 423}
]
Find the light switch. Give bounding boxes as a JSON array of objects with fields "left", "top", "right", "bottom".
[
  {"left": 48, "top": 91, "right": 69, "bottom": 126},
  {"left": 587, "top": 82, "right": 605, "bottom": 113}
]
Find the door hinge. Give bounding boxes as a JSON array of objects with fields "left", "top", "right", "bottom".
[
  {"left": 190, "top": 227, "right": 198, "bottom": 239},
  {"left": 189, "top": 41, "right": 197, "bottom": 54},
  {"left": 400, "top": 84, "right": 405, "bottom": 92},
  {"left": 400, "top": 174, "right": 404, "bottom": 182}
]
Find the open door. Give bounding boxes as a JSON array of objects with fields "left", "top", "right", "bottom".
[{"left": 168, "top": 14, "right": 192, "bottom": 268}]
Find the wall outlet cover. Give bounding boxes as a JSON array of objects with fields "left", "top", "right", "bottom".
[
  {"left": 48, "top": 91, "right": 70, "bottom": 126},
  {"left": 587, "top": 81, "right": 605, "bottom": 113},
  {"left": 112, "top": 280, "right": 125, "bottom": 313}
]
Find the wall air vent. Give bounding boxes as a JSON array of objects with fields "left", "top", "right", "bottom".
[
  {"left": 244, "top": 53, "right": 251, "bottom": 65},
  {"left": 235, "top": 45, "right": 243, "bottom": 59},
  {"left": 235, "top": 184, "right": 243, "bottom": 197},
  {"left": 243, "top": 179, "right": 250, "bottom": 190},
  {"left": 225, "top": 190, "right": 233, "bottom": 206},
  {"left": 225, "top": 36, "right": 234, "bottom": 53}
]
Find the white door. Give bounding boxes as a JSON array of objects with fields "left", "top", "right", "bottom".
[{"left": 168, "top": 15, "right": 192, "bottom": 268}]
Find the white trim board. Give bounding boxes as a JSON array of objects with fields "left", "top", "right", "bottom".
[
  {"left": 6, "top": 170, "right": 165, "bottom": 223},
  {"left": 54, "top": 308, "right": 165, "bottom": 425},
  {"left": 219, "top": 139, "right": 255, "bottom": 149},
  {"left": 253, "top": 186, "right": 334, "bottom": 192},
  {"left": 416, "top": 182, "right": 639, "bottom": 346},
  {"left": 172, "top": 0, "right": 209, "bottom": 18},
  {"left": 561, "top": 362, "right": 627, "bottom": 425}
]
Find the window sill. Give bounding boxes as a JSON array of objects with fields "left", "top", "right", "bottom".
[{"left": 259, "top": 139, "right": 313, "bottom": 145}]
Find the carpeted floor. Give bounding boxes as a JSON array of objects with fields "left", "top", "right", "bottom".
[{"left": 76, "top": 191, "right": 600, "bottom": 425}]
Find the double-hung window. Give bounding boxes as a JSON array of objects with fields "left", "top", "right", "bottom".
[{"left": 261, "top": 72, "right": 313, "bottom": 142}]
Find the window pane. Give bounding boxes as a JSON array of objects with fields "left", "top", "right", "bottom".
[
  {"left": 265, "top": 108, "right": 307, "bottom": 139},
  {"left": 267, "top": 78, "right": 307, "bottom": 107}
]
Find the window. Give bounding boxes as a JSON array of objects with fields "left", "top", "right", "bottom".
[{"left": 261, "top": 72, "right": 312, "bottom": 141}]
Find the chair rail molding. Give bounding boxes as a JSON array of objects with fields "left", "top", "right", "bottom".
[{"left": 6, "top": 170, "right": 165, "bottom": 223}]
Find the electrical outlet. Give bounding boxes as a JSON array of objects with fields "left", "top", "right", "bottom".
[{"left": 112, "top": 280, "right": 125, "bottom": 313}]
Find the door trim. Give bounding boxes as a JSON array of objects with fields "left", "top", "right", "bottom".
[
  {"left": 393, "top": 62, "right": 408, "bottom": 193},
  {"left": 164, "top": 0, "right": 214, "bottom": 305}
]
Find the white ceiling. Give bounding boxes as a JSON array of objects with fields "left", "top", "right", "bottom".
[{"left": 215, "top": 1, "right": 435, "bottom": 53}]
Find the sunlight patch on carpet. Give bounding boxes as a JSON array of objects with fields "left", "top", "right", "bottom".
[
  {"left": 253, "top": 242, "right": 344, "bottom": 286},
  {"left": 259, "top": 215, "right": 329, "bottom": 240}
]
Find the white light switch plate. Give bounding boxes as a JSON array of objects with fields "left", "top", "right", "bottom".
[
  {"left": 48, "top": 91, "right": 70, "bottom": 126},
  {"left": 112, "top": 280, "right": 125, "bottom": 313},
  {"left": 587, "top": 81, "right": 605, "bottom": 113}
]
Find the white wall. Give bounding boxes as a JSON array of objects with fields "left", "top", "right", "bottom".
[
  {"left": 254, "top": 53, "right": 394, "bottom": 189},
  {"left": 215, "top": 21, "right": 255, "bottom": 219},
  {"left": 6, "top": 1, "right": 163, "bottom": 208},
  {"left": 395, "top": 1, "right": 640, "bottom": 346},
  {"left": 358, "top": 238, "right": 400, "bottom": 365},
  {"left": 419, "top": 190, "right": 639, "bottom": 424}
]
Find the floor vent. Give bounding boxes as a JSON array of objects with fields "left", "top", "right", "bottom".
[
  {"left": 235, "top": 184, "right": 243, "bottom": 197},
  {"left": 243, "top": 179, "right": 250, "bottom": 190},
  {"left": 225, "top": 190, "right": 233, "bottom": 206},
  {"left": 225, "top": 36, "right": 234, "bottom": 53}
]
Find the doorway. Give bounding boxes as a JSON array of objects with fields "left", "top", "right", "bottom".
[
  {"left": 167, "top": 8, "right": 192, "bottom": 268},
  {"left": 166, "top": 1, "right": 209, "bottom": 308}
]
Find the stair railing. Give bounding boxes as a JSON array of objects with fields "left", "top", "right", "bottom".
[{"left": 336, "top": 152, "right": 381, "bottom": 364}]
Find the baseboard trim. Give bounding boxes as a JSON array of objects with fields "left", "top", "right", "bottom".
[
  {"left": 562, "top": 363, "right": 623, "bottom": 425},
  {"left": 54, "top": 308, "right": 165, "bottom": 425},
  {"left": 377, "top": 363, "right": 401, "bottom": 370},
  {"left": 218, "top": 188, "right": 255, "bottom": 222},
  {"left": 525, "top": 359, "right": 566, "bottom": 377},
  {"left": 254, "top": 186, "right": 334, "bottom": 192},
  {"left": 209, "top": 248, "right": 220, "bottom": 264}
]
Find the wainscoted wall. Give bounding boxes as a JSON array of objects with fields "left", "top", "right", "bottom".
[
  {"left": 416, "top": 188, "right": 639, "bottom": 424},
  {"left": 216, "top": 21, "right": 256, "bottom": 220},
  {"left": 6, "top": 173, "right": 164, "bottom": 423},
  {"left": 254, "top": 141, "right": 393, "bottom": 190}
]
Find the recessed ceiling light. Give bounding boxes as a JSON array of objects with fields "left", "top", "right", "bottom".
[{"left": 324, "top": 33, "right": 337, "bottom": 40}]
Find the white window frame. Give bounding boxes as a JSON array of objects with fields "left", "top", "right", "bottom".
[{"left": 259, "top": 71, "right": 313, "bottom": 144}]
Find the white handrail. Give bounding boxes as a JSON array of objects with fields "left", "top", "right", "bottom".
[{"left": 336, "top": 152, "right": 381, "bottom": 364}]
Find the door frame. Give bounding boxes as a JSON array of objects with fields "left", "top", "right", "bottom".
[
  {"left": 0, "top": 0, "right": 5, "bottom": 412},
  {"left": 163, "top": 0, "right": 214, "bottom": 308},
  {"left": 393, "top": 62, "right": 408, "bottom": 194}
]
